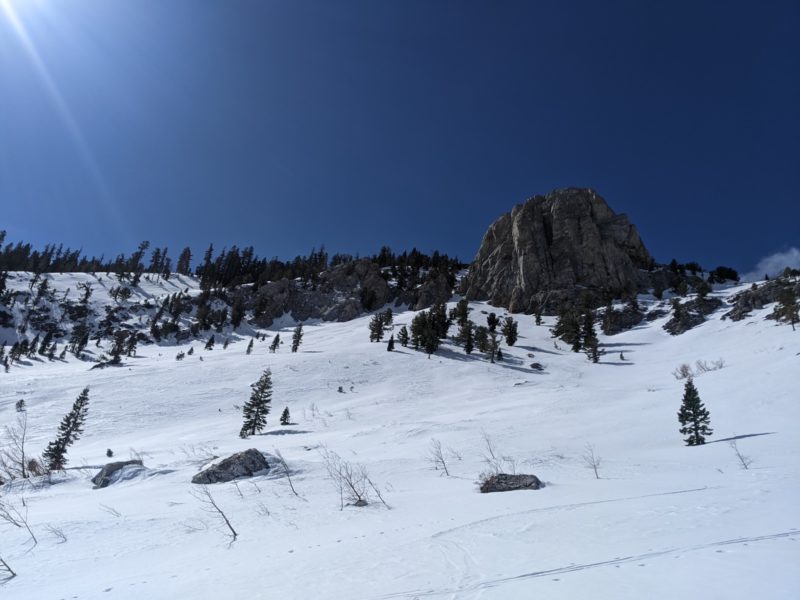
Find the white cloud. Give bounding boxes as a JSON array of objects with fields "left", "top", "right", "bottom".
[{"left": 742, "top": 247, "right": 800, "bottom": 282}]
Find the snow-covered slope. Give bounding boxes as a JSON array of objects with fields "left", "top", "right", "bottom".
[{"left": 1, "top": 278, "right": 798, "bottom": 599}]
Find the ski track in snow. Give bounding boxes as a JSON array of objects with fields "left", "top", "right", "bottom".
[{"left": 382, "top": 531, "right": 799, "bottom": 599}]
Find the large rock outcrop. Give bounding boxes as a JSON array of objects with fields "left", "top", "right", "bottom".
[
  {"left": 191, "top": 449, "right": 270, "bottom": 484},
  {"left": 463, "top": 188, "right": 653, "bottom": 313}
]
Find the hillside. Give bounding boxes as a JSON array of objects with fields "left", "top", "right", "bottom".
[{"left": 0, "top": 274, "right": 798, "bottom": 599}]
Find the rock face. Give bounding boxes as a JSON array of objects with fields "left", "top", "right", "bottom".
[
  {"left": 479, "top": 473, "right": 544, "bottom": 493},
  {"left": 191, "top": 449, "right": 269, "bottom": 484},
  {"left": 464, "top": 188, "right": 653, "bottom": 313},
  {"left": 91, "top": 460, "right": 144, "bottom": 489}
]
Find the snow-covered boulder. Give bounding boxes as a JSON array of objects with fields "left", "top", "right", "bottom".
[
  {"left": 91, "top": 460, "right": 145, "bottom": 489},
  {"left": 191, "top": 449, "right": 269, "bottom": 484}
]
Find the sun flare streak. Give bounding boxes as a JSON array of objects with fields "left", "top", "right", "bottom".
[{"left": 1, "top": 0, "right": 125, "bottom": 231}]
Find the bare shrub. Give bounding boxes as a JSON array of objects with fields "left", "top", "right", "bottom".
[
  {"left": 696, "top": 358, "right": 726, "bottom": 373},
  {"left": 191, "top": 485, "right": 237, "bottom": 542},
  {"left": 0, "top": 497, "right": 37, "bottom": 546},
  {"left": 428, "top": 438, "right": 450, "bottom": 476},
  {"left": 480, "top": 431, "right": 517, "bottom": 474},
  {"left": 729, "top": 440, "right": 753, "bottom": 470},
  {"left": 672, "top": 363, "right": 694, "bottom": 380},
  {"left": 0, "top": 413, "right": 29, "bottom": 481},
  {"left": 320, "top": 448, "right": 370, "bottom": 509},
  {"left": 582, "top": 443, "right": 602, "bottom": 479},
  {"left": 0, "top": 556, "right": 16, "bottom": 582},
  {"left": 273, "top": 449, "right": 301, "bottom": 498},
  {"left": 45, "top": 523, "right": 67, "bottom": 544}
]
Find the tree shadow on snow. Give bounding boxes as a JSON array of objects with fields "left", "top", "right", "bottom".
[
  {"left": 258, "top": 429, "right": 313, "bottom": 436},
  {"left": 599, "top": 342, "right": 651, "bottom": 347},
  {"left": 706, "top": 432, "right": 776, "bottom": 444},
  {"left": 517, "top": 345, "right": 562, "bottom": 355}
]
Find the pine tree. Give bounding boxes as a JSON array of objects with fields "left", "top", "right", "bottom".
[
  {"left": 240, "top": 369, "right": 273, "bottom": 438},
  {"left": 176, "top": 247, "right": 192, "bottom": 276},
  {"left": 501, "top": 316, "right": 518, "bottom": 346},
  {"left": 496, "top": 347, "right": 504, "bottom": 361},
  {"left": 452, "top": 299, "right": 470, "bottom": 327},
  {"left": 223, "top": 338, "right": 230, "bottom": 350},
  {"left": 474, "top": 325, "right": 489, "bottom": 353},
  {"left": 552, "top": 307, "right": 581, "bottom": 350},
  {"left": 269, "top": 334, "right": 281, "bottom": 353},
  {"left": 187, "top": 346, "right": 194, "bottom": 355},
  {"left": 397, "top": 325, "right": 409, "bottom": 347},
  {"left": 291, "top": 323, "right": 304, "bottom": 352},
  {"left": 457, "top": 320, "right": 475, "bottom": 354},
  {"left": 387, "top": 334, "right": 395, "bottom": 351},
  {"left": 205, "top": 335, "right": 215, "bottom": 350},
  {"left": 280, "top": 407, "right": 290, "bottom": 426},
  {"left": 774, "top": 288, "right": 799, "bottom": 330},
  {"left": 582, "top": 311, "right": 599, "bottom": 363},
  {"left": 486, "top": 312, "right": 499, "bottom": 333},
  {"left": 486, "top": 331, "right": 499, "bottom": 363},
  {"left": 677, "top": 378, "right": 713, "bottom": 446},
  {"left": 43, "top": 387, "right": 90, "bottom": 471},
  {"left": 381, "top": 308, "right": 393, "bottom": 328},
  {"left": 369, "top": 314, "right": 384, "bottom": 342},
  {"left": 246, "top": 338, "right": 254, "bottom": 355}
]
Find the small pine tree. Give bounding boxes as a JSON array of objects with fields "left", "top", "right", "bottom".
[
  {"left": 677, "top": 378, "right": 713, "bottom": 446},
  {"left": 582, "top": 311, "right": 599, "bottom": 363},
  {"left": 501, "top": 316, "right": 518, "bottom": 346},
  {"left": 381, "top": 308, "right": 393, "bottom": 328},
  {"left": 223, "top": 338, "right": 230, "bottom": 350},
  {"left": 246, "top": 338, "right": 254, "bottom": 355},
  {"left": 369, "top": 314, "right": 384, "bottom": 342},
  {"left": 280, "top": 407, "right": 290, "bottom": 426},
  {"left": 774, "top": 288, "right": 799, "bottom": 331},
  {"left": 534, "top": 310, "right": 543, "bottom": 326},
  {"left": 269, "top": 334, "right": 281, "bottom": 353},
  {"left": 474, "top": 325, "right": 489, "bottom": 353},
  {"left": 43, "top": 387, "right": 90, "bottom": 471},
  {"left": 496, "top": 347, "right": 504, "bottom": 361},
  {"left": 205, "top": 335, "right": 215, "bottom": 350},
  {"left": 457, "top": 320, "right": 475, "bottom": 354},
  {"left": 387, "top": 334, "right": 395, "bottom": 351},
  {"left": 187, "top": 346, "right": 194, "bottom": 355},
  {"left": 397, "top": 325, "right": 409, "bottom": 347},
  {"left": 486, "top": 331, "right": 499, "bottom": 363},
  {"left": 240, "top": 369, "right": 273, "bottom": 438},
  {"left": 291, "top": 323, "right": 304, "bottom": 352},
  {"left": 486, "top": 312, "right": 499, "bottom": 333}
]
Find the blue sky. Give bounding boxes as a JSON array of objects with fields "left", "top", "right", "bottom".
[{"left": 1, "top": 0, "right": 798, "bottom": 272}]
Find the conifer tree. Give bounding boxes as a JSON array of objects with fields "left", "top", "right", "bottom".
[
  {"left": 269, "top": 334, "right": 281, "bottom": 353},
  {"left": 457, "top": 320, "right": 475, "bottom": 354},
  {"left": 187, "top": 346, "right": 194, "bottom": 355},
  {"left": 774, "top": 288, "right": 799, "bottom": 330},
  {"left": 280, "top": 407, "right": 290, "bottom": 426},
  {"left": 205, "top": 335, "right": 215, "bottom": 350},
  {"left": 552, "top": 307, "right": 581, "bottom": 350},
  {"left": 246, "top": 338, "right": 254, "bottom": 355},
  {"left": 582, "top": 311, "right": 599, "bottom": 363},
  {"left": 291, "top": 323, "right": 304, "bottom": 352},
  {"left": 486, "top": 312, "right": 499, "bottom": 333},
  {"left": 486, "top": 331, "right": 500, "bottom": 363},
  {"left": 223, "top": 338, "right": 230, "bottom": 350},
  {"left": 369, "top": 314, "right": 384, "bottom": 342},
  {"left": 397, "top": 325, "right": 409, "bottom": 347},
  {"left": 677, "top": 378, "right": 713, "bottom": 446},
  {"left": 240, "top": 369, "right": 272, "bottom": 438},
  {"left": 501, "top": 316, "right": 518, "bottom": 346},
  {"left": 387, "top": 334, "right": 395, "bottom": 351},
  {"left": 474, "top": 325, "right": 489, "bottom": 353},
  {"left": 496, "top": 347, "right": 504, "bottom": 361},
  {"left": 43, "top": 387, "right": 90, "bottom": 471},
  {"left": 534, "top": 311, "right": 543, "bottom": 326},
  {"left": 381, "top": 308, "right": 393, "bottom": 328}
]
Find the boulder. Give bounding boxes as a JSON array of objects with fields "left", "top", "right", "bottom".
[
  {"left": 464, "top": 188, "right": 653, "bottom": 313},
  {"left": 91, "top": 460, "right": 144, "bottom": 489},
  {"left": 191, "top": 449, "right": 269, "bottom": 484},
  {"left": 479, "top": 473, "right": 544, "bottom": 493}
]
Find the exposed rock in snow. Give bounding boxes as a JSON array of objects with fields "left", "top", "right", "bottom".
[
  {"left": 479, "top": 473, "right": 544, "bottom": 493},
  {"left": 191, "top": 449, "right": 269, "bottom": 484}
]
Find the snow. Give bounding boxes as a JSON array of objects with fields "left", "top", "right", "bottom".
[{"left": 1, "top": 275, "right": 798, "bottom": 599}]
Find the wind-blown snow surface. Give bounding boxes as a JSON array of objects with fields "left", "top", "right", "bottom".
[{"left": 1, "top": 278, "right": 798, "bottom": 599}]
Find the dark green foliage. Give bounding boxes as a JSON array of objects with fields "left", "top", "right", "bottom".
[
  {"left": 369, "top": 314, "right": 384, "bottom": 342},
  {"left": 187, "top": 346, "right": 194, "bottom": 355},
  {"left": 269, "top": 334, "right": 281, "bottom": 353},
  {"left": 382, "top": 308, "right": 393, "bottom": 328},
  {"left": 474, "top": 325, "right": 489, "bottom": 353},
  {"left": 582, "top": 311, "right": 599, "bottom": 363},
  {"left": 774, "top": 288, "right": 799, "bottom": 331},
  {"left": 205, "top": 335, "right": 215, "bottom": 350},
  {"left": 387, "top": 334, "right": 395, "bottom": 351},
  {"left": 451, "top": 299, "right": 470, "bottom": 327},
  {"left": 428, "top": 303, "right": 451, "bottom": 338},
  {"left": 43, "top": 387, "right": 90, "bottom": 471},
  {"left": 501, "top": 317, "right": 518, "bottom": 346},
  {"left": 291, "top": 323, "right": 304, "bottom": 352},
  {"left": 486, "top": 312, "right": 499, "bottom": 333},
  {"left": 176, "top": 247, "right": 192, "bottom": 276},
  {"left": 410, "top": 310, "right": 440, "bottom": 356},
  {"left": 397, "top": 325, "right": 409, "bottom": 347},
  {"left": 496, "top": 347, "right": 503, "bottom": 361},
  {"left": 707, "top": 265, "right": 739, "bottom": 284},
  {"left": 280, "top": 407, "right": 290, "bottom": 426},
  {"left": 552, "top": 307, "right": 581, "bottom": 350},
  {"left": 240, "top": 369, "right": 273, "bottom": 438},
  {"left": 246, "top": 338, "right": 254, "bottom": 354},
  {"left": 695, "top": 280, "right": 712, "bottom": 299},
  {"left": 677, "top": 378, "right": 712, "bottom": 446},
  {"left": 534, "top": 311, "right": 542, "bottom": 326},
  {"left": 457, "top": 320, "right": 475, "bottom": 354},
  {"left": 230, "top": 295, "right": 246, "bottom": 329}
]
